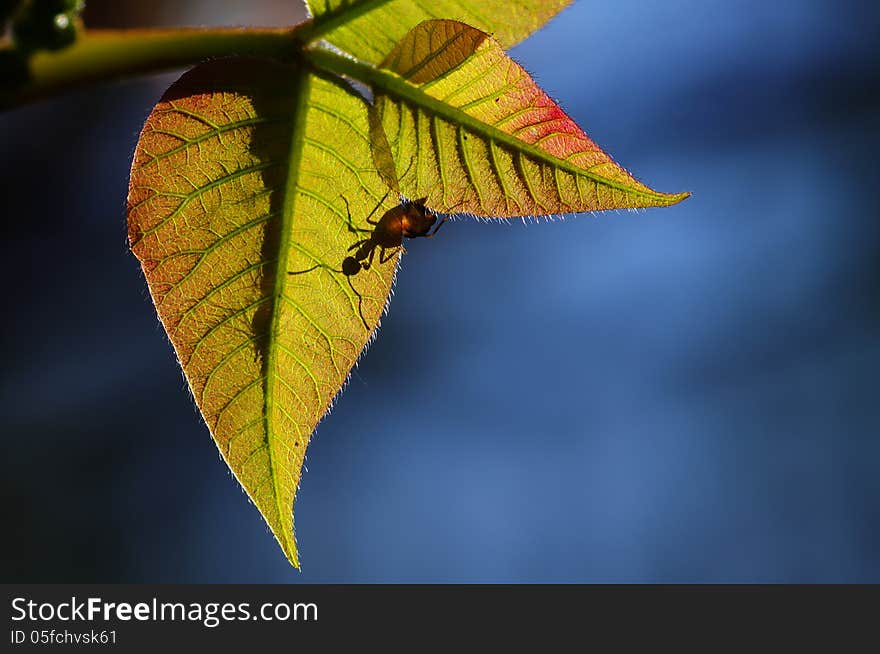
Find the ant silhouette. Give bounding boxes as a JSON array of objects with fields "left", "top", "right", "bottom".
[
  {"left": 290, "top": 113, "right": 460, "bottom": 329},
  {"left": 340, "top": 191, "right": 448, "bottom": 275},
  {"left": 288, "top": 191, "right": 452, "bottom": 330}
]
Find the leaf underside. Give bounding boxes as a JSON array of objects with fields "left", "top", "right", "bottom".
[
  {"left": 128, "top": 59, "right": 401, "bottom": 568},
  {"left": 305, "top": 0, "right": 572, "bottom": 64},
  {"left": 127, "top": 5, "right": 689, "bottom": 571},
  {"left": 370, "top": 19, "right": 689, "bottom": 216}
]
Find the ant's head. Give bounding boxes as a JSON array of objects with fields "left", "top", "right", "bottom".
[{"left": 401, "top": 201, "right": 437, "bottom": 238}]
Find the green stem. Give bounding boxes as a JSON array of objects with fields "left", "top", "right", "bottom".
[{"left": 1, "top": 25, "right": 310, "bottom": 109}]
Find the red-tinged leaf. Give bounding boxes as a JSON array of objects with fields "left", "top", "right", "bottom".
[{"left": 362, "top": 19, "right": 690, "bottom": 215}]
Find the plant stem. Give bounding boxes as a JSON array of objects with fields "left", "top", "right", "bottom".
[{"left": 1, "top": 25, "right": 308, "bottom": 109}]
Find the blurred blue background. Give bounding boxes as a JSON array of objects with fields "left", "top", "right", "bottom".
[{"left": 2, "top": 0, "right": 879, "bottom": 582}]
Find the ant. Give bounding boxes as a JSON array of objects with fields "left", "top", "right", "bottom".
[
  {"left": 290, "top": 115, "right": 460, "bottom": 328},
  {"left": 288, "top": 192, "right": 451, "bottom": 330},
  {"left": 340, "top": 192, "right": 448, "bottom": 276}
]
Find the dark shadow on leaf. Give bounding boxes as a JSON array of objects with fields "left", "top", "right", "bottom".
[{"left": 155, "top": 57, "right": 302, "bottom": 412}]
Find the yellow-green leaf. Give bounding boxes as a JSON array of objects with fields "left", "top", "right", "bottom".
[
  {"left": 127, "top": 58, "right": 400, "bottom": 568},
  {"left": 309, "top": 19, "right": 688, "bottom": 216},
  {"left": 301, "top": 0, "right": 571, "bottom": 64}
]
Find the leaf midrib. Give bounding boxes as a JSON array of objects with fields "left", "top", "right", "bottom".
[
  {"left": 305, "top": 46, "right": 688, "bottom": 206},
  {"left": 262, "top": 66, "right": 312, "bottom": 567}
]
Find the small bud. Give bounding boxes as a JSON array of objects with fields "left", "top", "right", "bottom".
[
  {"left": 11, "top": 0, "right": 85, "bottom": 52},
  {"left": 52, "top": 12, "right": 69, "bottom": 30}
]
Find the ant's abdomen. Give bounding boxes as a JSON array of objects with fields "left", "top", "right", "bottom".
[
  {"left": 342, "top": 256, "right": 361, "bottom": 276},
  {"left": 374, "top": 212, "right": 405, "bottom": 248}
]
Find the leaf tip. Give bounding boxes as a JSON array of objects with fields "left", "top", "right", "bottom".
[
  {"left": 667, "top": 190, "right": 691, "bottom": 205},
  {"left": 277, "top": 531, "right": 301, "bottom": 570},
  {"left": 643, "top": 189, "right": 690, "bottom": 208}
]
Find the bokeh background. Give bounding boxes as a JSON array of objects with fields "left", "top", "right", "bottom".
[{"left": 2, "top": 0, "right": 879, "bottom": 582}]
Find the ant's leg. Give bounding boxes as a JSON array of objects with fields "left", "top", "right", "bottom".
[
  {"left": 364, "top": 192, "right": 391, "bottom": 226},
  {"left": 341, "top": 197, "right": 372, "bottom": 235},
  {"left": 379, "top": 246, "right": 400, "bottom": 264},
  {"left": 289, "top": 262, "right": 345, "bottom": 276},
  {"left": 361, "top": 245, "right": 378, "bottom": 270},
  {"left": 425, "top": 215, "right": 449, "bottom": 238},
  {"left": 348, "top": 237, "right": 369, "bottom": 252}
]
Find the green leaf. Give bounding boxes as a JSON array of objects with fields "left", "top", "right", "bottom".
[
  {"left": 308, "top": 19, "right": 689, "bottom": 216},
  {"left": 127, "top": 58, "right": 401, "bottom": 568},
  {"left": 129, "top": 9, "right": 689, "bottom": 571},
  {"left": 301, "top": 0, "right": 571, "bottom": 64}
]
